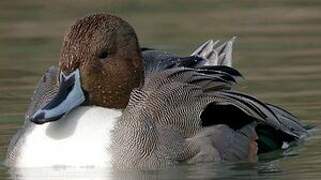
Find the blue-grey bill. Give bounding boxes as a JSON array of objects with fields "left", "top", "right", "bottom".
[{"left": 30, "top": 69, "right": 85, "bottom": 124}]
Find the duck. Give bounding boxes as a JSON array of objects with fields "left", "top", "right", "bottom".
[{"left": 5, "top": 14, "right": 309, "bottom": 168}]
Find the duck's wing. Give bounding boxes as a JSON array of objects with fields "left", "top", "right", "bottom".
[
  {"left": 141, "top": 66, "right": 307, "bottom": 153},
  {"left": 142, "top": 38, "right": 235, "bottom": 76},
  {"left": 114, "top": 65, "right": 309, "bottom": 166},
  {"left": 25, "top": 66, "right": 59, "bottom": 121},
  {"left": 153, "top": 66, "right": 307, "bottom": 137},
  {"left": 142, "top": 65, "right": 242, "bottom": 94}
]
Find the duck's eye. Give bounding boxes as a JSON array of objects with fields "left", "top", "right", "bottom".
[{"left": 98, "top": 50, "right": 108, "bottom": 59}]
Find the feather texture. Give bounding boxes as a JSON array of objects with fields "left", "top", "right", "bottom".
[
  {"left": 25, "top": 66, "right": 59, "bottom": 121},
  {"left": 112, "top": 65, "right": 308, "bottom": 168}
]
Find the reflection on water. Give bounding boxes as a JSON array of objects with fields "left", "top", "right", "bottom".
[
  {"left": 5, "top": 162, "right": 281, "bottom": 180},
  {"left": 4, "top": 153, "right": 319, "bottom": 180},
  {"left": 1, "top": 0, "right": 321, "bottom": 179},
  {"left": 9, "top": 167, "right": 112, "bottom": 180}
]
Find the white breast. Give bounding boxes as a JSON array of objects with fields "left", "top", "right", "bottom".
[{"left": 15, "top": 106, "right": 121, "bottom": 168}]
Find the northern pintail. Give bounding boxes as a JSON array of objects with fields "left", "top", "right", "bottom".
[{"left": 6, "top": 14, "right": 308, "bottom": 168}]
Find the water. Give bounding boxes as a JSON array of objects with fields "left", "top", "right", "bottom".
[{"left": 1, "top": 0, "right": 321, "bottom": 179}]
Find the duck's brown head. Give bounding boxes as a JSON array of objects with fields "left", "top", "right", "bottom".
[
  {"left": 60, "top": 14, "right": 144, "bottom": 109},
  {"left": 30, "top": 14, "right": 144, "bottom": 124}
]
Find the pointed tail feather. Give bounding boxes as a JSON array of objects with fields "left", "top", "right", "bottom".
[{"left": 191, "top": 37, "right": 236, "bottom": 67}]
